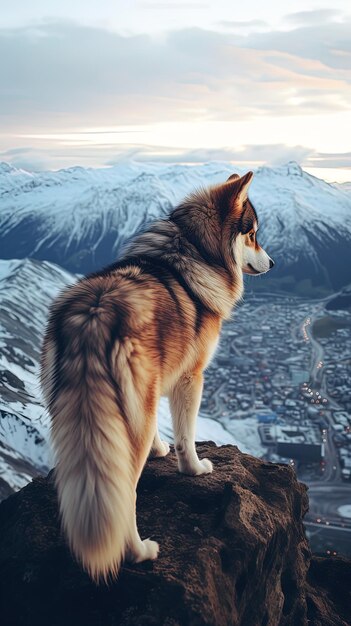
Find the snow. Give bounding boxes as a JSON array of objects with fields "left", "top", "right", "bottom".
[
  {"left": 0, "top": 258, "right": 74, "bottom": 493},
  {"left": 338, "top": 505, "right": 351, "bottom": 519},
  {"left": 157, "top": 397, "right": 236, "bottom": 446},
  {"left": 0, "top": 259, "right": 22, "bottom": 281},
  {"left": 158, "top": 403, "right": 263, "bottom": 467},
  {"left": 0, "top": 161, "right": 350, "bottom": 278}
]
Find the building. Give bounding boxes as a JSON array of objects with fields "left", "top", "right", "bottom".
[
  {"left": 260, "top": 424, "right": 324, "bottom": 462},
  {"left": 275, "top": 424, "right": 324, "bottom": 462},
  {"left": 257, "top": 411, "right": 278, "bottom": 424},
  {"left": 290, "top": 368, "right": 309, "bottom": 385}
]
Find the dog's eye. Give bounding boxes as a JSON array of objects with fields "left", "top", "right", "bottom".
[{"left": 249, "top": 231, "right": 255, "bottom": 241}]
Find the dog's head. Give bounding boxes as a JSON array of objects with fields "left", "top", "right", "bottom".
[
  {"left": 170, "top": 170, "right": 274, "bottom": 277},
  {"left": 214, "top": 171, "right": 274, "bottom": 276}
]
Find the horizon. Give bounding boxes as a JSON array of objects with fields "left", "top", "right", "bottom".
[{"left": 1, "top": 157, "right": 350, "bottom": 185}]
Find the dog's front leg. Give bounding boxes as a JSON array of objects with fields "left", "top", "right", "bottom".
[{"left": 169, "top": 371, "right": 213, "bottom": 476}]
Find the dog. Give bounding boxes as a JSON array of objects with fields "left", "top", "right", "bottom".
[{"left": 41, "top": 171, "right": 274, "bottom": 582}]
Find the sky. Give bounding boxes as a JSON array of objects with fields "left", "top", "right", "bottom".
[{"left": 0, "top": 1, "right": 350, "bottom": 180}]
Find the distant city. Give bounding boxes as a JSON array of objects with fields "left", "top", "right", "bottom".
[{"left": 201, "top": 292, "right": 351, "bottom": 558}]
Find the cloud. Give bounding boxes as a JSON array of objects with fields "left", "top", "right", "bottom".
[
  {"left": 0, "top": 141, "right": 313, "bottom": 170},
  {"left": 218, "top": 19, "right": 268, "bottom": 30},
  {"left": 138, "top": 2, "right": 210, "bottom": 9},
  {"left": 105, "top": 143, "right": 313, "bottom": 166},
  {"left": 284, "top": 10, "right": 342, "bottom": 26},
  {"left": 0, "top": 18, "right": 350, "bottom": 135},
  {"left": 0, "top": 146, "right": 35, "bottom": 156},
  {"left": 307, "top": 151, "right": 351, "bottom": 169},
  {"left": 242, "top": 18, "right": 351, "bottom": 71},
  {"left": 0, "top": 146, "right": 48, "bottom": 171},
  {"left": 2, "top": 140, "right": 350, "bottom": 174}
]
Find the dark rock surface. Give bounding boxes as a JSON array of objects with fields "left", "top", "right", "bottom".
[{"left": 0, "top": 442, "right": 350, "bottom": 626}]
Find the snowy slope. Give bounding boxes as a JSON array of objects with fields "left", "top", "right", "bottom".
[
  {"left": 0, "top": 258, "right": 263, "bottom": 498},
  {"left": 0, "top": 259, "right": 75, "bottom": 498},
  {"left": 0, "top": 161, "right": 350, "bottom": 290}
]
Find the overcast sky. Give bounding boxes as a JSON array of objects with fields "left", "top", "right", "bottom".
[{"left": 0, "top": 1, "right": 350, "bottom": 180}]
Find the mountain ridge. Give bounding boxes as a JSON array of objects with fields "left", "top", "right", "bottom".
[{"left": 1, "top": 160, "right": 350, "bottom": 292}]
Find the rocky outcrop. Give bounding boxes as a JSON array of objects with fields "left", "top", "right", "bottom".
[{"left": 0, "top": 442, "right": 350, "bottom": 626}]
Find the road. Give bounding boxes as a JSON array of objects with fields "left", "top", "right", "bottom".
[{"left": 298, "top": 302, "right": 351, "bottom": 553}]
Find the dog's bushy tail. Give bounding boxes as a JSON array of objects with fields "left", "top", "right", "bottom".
[{"left": 49, "top": 298, "right": 135, "bottom": 583}]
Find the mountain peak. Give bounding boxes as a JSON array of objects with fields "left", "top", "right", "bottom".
[
  {"left": 286, "top": 160, "right": 305, "bottom": 177},
  {"left": 0, "top": 161, "right": 18, "bottom": 175},
  {"left": 255, "top": 161, "right": 304, "bottom": 179}
]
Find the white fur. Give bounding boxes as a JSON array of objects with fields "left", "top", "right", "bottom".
[
  {"left": 235, "top": 233, "right": 273, "bottom": 275},
  {"left": 243, "top": 243, "right": 272, "bottom": 274},
  {"left": 52, "top": 387, "right": 135, "bottom": 581},
  {"left": 50, "top": 350, "right": 161, "bottom": 582},
  {"left": 110, "top": 339, "right": 145, "bottom": 435},
  {"left": 169, "top": 373, "right": 213, "bottom": 476},
  {"left": 150, "top": 428, "right": 171, "bottom": 458}
]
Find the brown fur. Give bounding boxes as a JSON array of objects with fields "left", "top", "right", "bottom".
[{"left": 41, "top": 171, "right": 269, "bottom": 582}]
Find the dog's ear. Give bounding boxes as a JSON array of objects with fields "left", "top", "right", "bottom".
[
  {"left": 226, "top": 173, "right": 240, "bottom": 182},
  {"left": 233, "top": 171, "right": 253, "bottom": 201},
  {"left": 216, "top": 171, "right": 254, "bottom": 217},
  {"left": 224, "top": 171, "right": 253, "bottom": 201}
]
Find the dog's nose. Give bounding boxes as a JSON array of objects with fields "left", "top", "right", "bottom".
[{"left": 269, "top": 258, "right": 275, "bottom": 269}]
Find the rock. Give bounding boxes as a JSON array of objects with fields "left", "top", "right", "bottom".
[
  {"left": 0, "top": 442, "right": 350, "bottom": 626},
  {"left": 306, "top": 556, "right": 351, "bottom": 626}
]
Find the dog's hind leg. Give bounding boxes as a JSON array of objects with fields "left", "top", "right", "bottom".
[
  {"left": 169, "top": 371, "right": 213, "bottom": 476},
  {"left": 126, "top": 489, "right": 160, "bottom": 564},
  {"left": 125, "top": 377, "right": 162, "bottom": 564},
  {"left": 149, "top": 428, "right": 170, "bottom": 458}
]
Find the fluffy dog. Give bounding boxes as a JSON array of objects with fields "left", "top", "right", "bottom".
[{"left": 41, "top": 171, "right": 274, "bottom": 581}]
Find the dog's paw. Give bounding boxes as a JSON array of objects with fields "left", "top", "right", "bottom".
[
  {"left": 179, "top": 457, "right": 213, "bottom": 476},
  {"left": 150, "top": 440, "right": 170, "bottom": 458},
  {"left": 129, "top": 539, "right": 159, "bottom": 564},
  {"left": 195, "top": 458, "right": 213, "bottom": 475},
  {"left": 142, "top": 538, "right": 159, "bottom": 561}
]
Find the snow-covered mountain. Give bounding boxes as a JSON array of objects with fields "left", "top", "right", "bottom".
[
  {"left": 1, "top": 161, "right": 350, "bottom": 292},
  {"left": 0, "top": 258, "right": 264, "bottom": 498},
  {"left": 0, "top": 259, "right": 74, "bottom": 498}
]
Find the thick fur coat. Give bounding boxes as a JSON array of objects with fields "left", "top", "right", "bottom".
[{"left": 41, "top": 171, "right": 273, "bottom": 582}]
